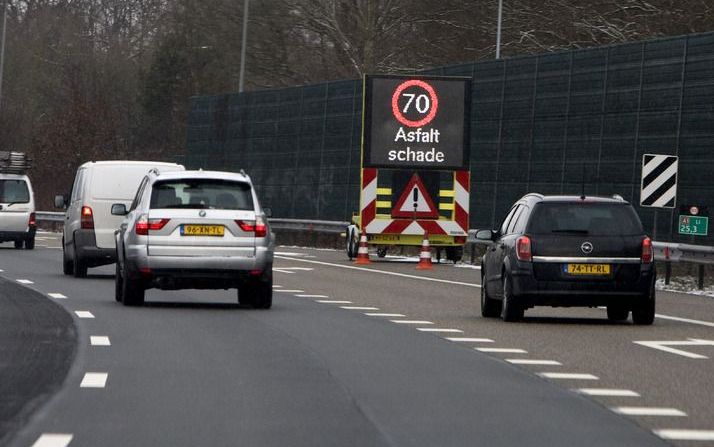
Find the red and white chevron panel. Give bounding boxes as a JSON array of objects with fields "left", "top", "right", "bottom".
[{"left": 360, "top": 169, "right": 469, "bottom": 236}]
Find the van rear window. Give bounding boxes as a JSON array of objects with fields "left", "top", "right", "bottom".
[
  {"left": 150, "top": 179, "right": 254, "bottom": 211},
  {"left": 527, "top": 202, "right": 643, "bottom": 236},
  {"left": 0, "top": 180, "right": 30, "bottom": 203}
]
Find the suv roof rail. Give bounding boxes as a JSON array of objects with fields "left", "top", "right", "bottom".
[
  {"left": 612, "top": 194, "right": 625, "bottom": 201},
  {"left": 522, "top": 192, "right": 544, "bottom": 200},
  {"left": 0, "top": 151, "right": 32, "bottom": 174}
]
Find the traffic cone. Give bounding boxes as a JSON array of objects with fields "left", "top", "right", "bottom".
[
  {"left": 354, "top": 234, "right": 371, "bottom": 265},
  {"left": 416, "top": 232, "right": 433, "bottom": 270}
]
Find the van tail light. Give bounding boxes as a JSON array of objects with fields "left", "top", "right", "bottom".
[
  {"left": 81, "top": 206, "right": 94, "bottom": 229},
  {"left": 236, "top": 216, "right": 267, "bottom": 237},
  {"left": 29, "top": 212, "right": 36, "bottom": 227},
  {"left": 135, "top": 214, "right": 170, "bottom": 236},
  {"left": 641, "top": 237, "right": 653, "bottom": 264},
  {"left": 516, "top": 236, "right": 532, "bottom": 262}
]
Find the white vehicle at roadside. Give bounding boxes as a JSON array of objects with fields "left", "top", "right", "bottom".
[
  {"left": 0, "top": 173, "right": 36, "bottom": 249},
  {"left": 55, "top": 160, "right": 184, "bottom": 277}
]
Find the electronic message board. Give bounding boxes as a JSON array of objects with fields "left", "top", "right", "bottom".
[{"left": 362, "top": 75, "right": 471, "bottom": 170}]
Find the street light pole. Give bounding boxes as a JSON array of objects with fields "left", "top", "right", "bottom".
[
  {"left": 0, "top": 0, "right": 8, "bottom": 109},
  {"left": 495, "top": 0, "right": 503, "bottom": 59},
  {"left": 238, "top": 0, "right": 249, "bottom": 93}
]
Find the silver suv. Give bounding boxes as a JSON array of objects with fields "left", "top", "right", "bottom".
[{"left": 113, "top": 170, "right": 274, "bottom": 307}]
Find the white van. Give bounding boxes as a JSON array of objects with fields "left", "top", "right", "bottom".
[
  {"left": 56, "top": 161, "right": 184, "bottom": 277},
  {"left": 0, "top": 173, "right": 36, "bottom": 249}
]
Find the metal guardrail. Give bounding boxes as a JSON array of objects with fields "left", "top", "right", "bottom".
[
  {"left": 269, "top": 218, "right": 348, "bottom": 234},
  {"left": 36, "top": 211, "right": 64, "bottom": 222}
]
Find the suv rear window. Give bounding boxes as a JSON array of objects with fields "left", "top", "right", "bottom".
[
  {"left": 527, "top": 202, "right": 643, "bottom": 236},
  {"left": 150, "top": 179, "right": 254, "bottom": 211},
  {"left": 0, "top": 179, "right": 30, "bottom": 203}
]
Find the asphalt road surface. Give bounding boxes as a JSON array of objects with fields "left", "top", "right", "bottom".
[{"left": 1, "top": 232, "right": 713, "bottom": 446}]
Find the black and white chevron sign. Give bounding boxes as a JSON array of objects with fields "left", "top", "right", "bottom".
[{"left": 640, "top": 154, "right": 678, "bottom": 208}]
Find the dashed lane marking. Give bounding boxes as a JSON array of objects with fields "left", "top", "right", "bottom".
[
  {"left": 274, "top": 255, "right": 481, "bottom": 288},
  {"left": 390, "top": 320, "right": 434, "bottom": 325},
  {"left": 537, "top": 372, "right": 598, "bottom": 380},
  {"left": 365, "top": 313, "right": 406, "bottom": 317},
  {"left": 613, "top": 407, "right": 687, "bottom": 417},
  {"left": 17, "top": 279, "right": 34, "bottom": 284},
  {"left": 446, "top": 337, "right": 494, "bottom": 343},
  {"left": 477, "top": 348, "right": 527, "bottom": 354},
  {"left": 274, "top": 289, "right": 304, "bottom": 293},
  {"left": 417, "top": 328, "right": 464, "bottom": 333},
  {"left": 507, "top": 359, "right": 562, "bottom": 366},
  {"left": 90, "top": 336, "right": 111, "bottom": 346},
  {"left": 31, "top": 434, "right": 73, "bottom": 447},
  {"left": 340, "top": 306, "right": 380, "bottom": 310},
  {"left": 316, "top": 300, "right": 352, "bottom": 304},
  {"left": 48, "top": 293, "right": 67, "bottom": 299},
  {"left": 296, "top": 294, "right": 329, "bottom": 298},
  {"left": 74, "top": 311, "right": 95, "bottom": 319},
  {"left": 272, "top": 285, "right": 283, "bottom": 288},
  {"left": 80, "top": 372, "right": 108, "bottom": 388},
  {"left": 576, "top": 388, "right": 640, "bottom": 397},
  {"left": 654, "top": 430, "right": 714, "bottom": 441},
  {"left": 274, "top": 269, "right": 296, "bottom": 274},
  {"left": 655, "top": 314, "right": 714, "bottom": 328}
]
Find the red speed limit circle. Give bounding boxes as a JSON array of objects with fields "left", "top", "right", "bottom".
[{"left": 391, "top": 79, "right": 439, "bottom": 127}]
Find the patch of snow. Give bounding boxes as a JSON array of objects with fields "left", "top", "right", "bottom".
[{"left": 656, "top": 276, "right": 714, "bottom": 298}]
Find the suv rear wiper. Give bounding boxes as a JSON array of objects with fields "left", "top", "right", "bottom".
[{"left": 551, "top": 229, "right": 589, "bottom": 234}]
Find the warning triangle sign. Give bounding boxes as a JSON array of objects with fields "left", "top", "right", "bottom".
[{"left": 392, "top": 173, "right": 439, "bottom": 219}]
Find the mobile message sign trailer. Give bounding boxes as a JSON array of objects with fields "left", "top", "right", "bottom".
[{"left": 346, "top": 74, "right": 471, "bottom": 261}]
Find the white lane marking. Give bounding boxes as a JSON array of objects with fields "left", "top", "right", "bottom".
[
  {"left": 654, "top": 430, "right": 714, "bottom": 441},
  {"left": 446, "top": 337, "right": 494, "bottom": 343},
  {"left": 273, "top": 269, "right": 296, "bottom": 274},
  {"left": 417, "top": 328, "right": 464, "bottom": 333},
  {"left": 340, "top": 306, "right": 380, "bottom": 310},
  {"left": 0, "top": 269, "right": 3, "bottom": 272},
  {"left": 276, "top": 267, "right": 314, "bottom": 271},
  {"left": 31, "top": 434, "right": 74, "bottom": 447},
  {"left": 316, "top": 300, "right": 352, "bottom": 304},
  {"left": 48, "top": 293, "right": 67, "bottom": 299},
  {"left": 390, "top": 320, "right": 434, "bottom": 325},
  {"left": 656, "top": 313, "right": 714, "bottom": 328},
  {"left": 537, "top": 372, "right": 599, "bottom": 380},
  {"left": 365, "top": 313, "right": 406, "bottom": 317},
  {"left": 576, "top": 388, "right": 640, "bottom": 397},
  {"left": 477, "top": 348, "right": 528, "bottom": 354},
  {"left": 506, "top": 359, "right": 562, "bottom": 366},
  {"left": 272, "top": 285, "right": 283, "bottom": 288},
  {"left": 296, "top": 294, "right": 329, "bottom": 298},
  {"left": 274, "top": 255, "right": 481, "bottom": 288},
  {"left": 17, "top": 279, "right": 34, "bottom": 284},
  {"left": 274, "top": 289, "right": 304, "bottom": 293},
  {"left": 90, "top": 336, "right": 111, "bottom": 346},
  {"left": 80, "top": 372, "right": 108, "bottom": 388},
  {"left": 613, "top": 407, "right": 687, "bottom": 417},
  {"left": 74, "top": 311, "right": 95, "bottom": 319},
  {"left": 633, "top": 339, "right": 714, "bottom": 359}
]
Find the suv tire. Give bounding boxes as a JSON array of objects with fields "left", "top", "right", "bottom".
[
  {"left": 25, "top": 237, "right": 35, "bottom": 250},
  {"left": 481, "top": 271, "right": 501, "bottom": 318},
  {"left": 121, "top": 271, "right": 145, "bottom": 306},
  {"left": 239, "top": 275, "right": 273, "bottom": 309},
  {"left": 606, "top": 305, "right": 629, "bottom": 322},
  {"left": 501, "top": 273, "right": 524, "bottom": 322},
  {"left": 115, "top": 260, "right": 124, "bottom": 303},
  {"left": 632, "top": 283, "right": 655, "bottom": 325}
]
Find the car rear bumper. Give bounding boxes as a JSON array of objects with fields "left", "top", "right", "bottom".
[{"left": 0, "top": 227, "right": 36, "bottom": 242}]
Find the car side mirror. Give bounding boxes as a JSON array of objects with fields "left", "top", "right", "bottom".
[
  {"left": 111, "top": 204, "right": 128, "bottom": 216},
  {"left": 54, "top": 195, "right": 67, "bottom": 209},
  {"left": 263, "top": 207, "right": 272, "bottom": 218},
  {"left": 475, "top": 229, "right": 497, "bottom": 241}
]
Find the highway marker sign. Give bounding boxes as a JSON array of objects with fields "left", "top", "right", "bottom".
[
  {"left": 678, "top": 215, "right": 708, "bottom": 236},
  {"left": 640, "top": 154, "right": 678, "bottom": 208}
]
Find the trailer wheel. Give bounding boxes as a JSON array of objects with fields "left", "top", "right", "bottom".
[
  {"left": 346, "top": 227, "right": 359, "bottom": 260},
  {"left": 445, "top": 246, "right": 464, "bottom": 263},
  {"left": 377, "top": 246, "right": 387, "bottom": 258}
]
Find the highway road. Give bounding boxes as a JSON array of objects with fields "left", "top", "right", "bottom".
[{"left": 1, "top": 232, "right": 713, "bottom": 446}]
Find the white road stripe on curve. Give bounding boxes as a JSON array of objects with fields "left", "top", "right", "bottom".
[
  {"left": 74, "top": 311, "right": 94, "bottom": 319},
  {"left": 80, "top": 372, "right": 108, "bottom": 388},
  {"left": 31, "top": 434, "right": 73, "bottom": 447},
  {"left": 274, "top": 255, "right": 481, "bottom": 288},
  {"left": 654, "top": 430, "right": 714, "bottom": 441},
  {"left": 340, "top": 306, "right": 379, "bottom": 310},
  {"left": 316, "top": 300, "right": 352, "bottom": 304},
  {"left": 537, "top": 372, "right": 599, "bottom": 380},
  {"left": 296, "top": 294, "right": 329, "bottom": 298},
  {"left": 576, "top": 388, "right": 640, "bottom": 397},
  {"left": 17, "top": 279, "right": 34, "bottom": 284},
  {"left": 417, "top": 328, "right": 464, "bottom": 333},
  {"left": 365, "top": 313, "right": 406, "bottom": 317},
  {"left": 613, "top": 407, "right": 686, "bottom": 417},
  {"left": 477, "top": 348, "right": 527, "bottom": 353},
  {"left": 390, "top": 320, "right": 434, "bottom": 325},
  {"left": 655, "top": 313, "right": 714, "bottom": 328},
  {"left": 274, "top": 289, "right": 304, "bottom": 293},
  {"left": 507, "top": 359, "right": 562, "bottom": 366},
  {"left": 90, "top": 336, "right": 111, "bottom": 346},
  {"left": 48, "top": 293, "right": 67, "bottom": 299},
  {"left": 446, "top": 337, "right": 494, "bottom": 343}
]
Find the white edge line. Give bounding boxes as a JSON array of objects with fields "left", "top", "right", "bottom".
[
  {"left": 477, "top": 348, "right": 528, "bottom": 353},
  {"left": 537, "top": 372, "right": 599, "bottom": 380},
  {"left": 31, "top": 434, "right": 74, "bottom": 447},
  {"left": 575, "top": 388, "right": 640, "bottom": 397},
  {"left": 613, "top": 407, "right": 687, "bottom": 417},
  {"left": 48, "top": 293, "right": 67, "bottom": 299},
  {"left": 340, "top": 306, "right": 380, "bottom": 310},
  {"left": 654, "top": 429, "right": 714, "bottom": 441},
  {"left": 365, "top": 313, "right": 406, "bottom": 317},
  {"left": 446, "top": 337, "right": 494, "bottom": 343},
  {"left": 506, "top": 359, "right": 562, "bottom": 365},
  {"left": 274, "top": 255, "right": 480, "bottom": 288},
  {"left": 316, "top": 300, "right": 352, "bottom": 304},
  {"left": 390, "top": 320, "right": 434, "bottom": 325},
  {"left": 295, "top": 294, "right": 329, "bottom": 298},
  {"left": 416, "top": 328, "right": 464, "bottom": 333},
  {"left": 655, "top": 313, "right": 714, "bottom": 328}
]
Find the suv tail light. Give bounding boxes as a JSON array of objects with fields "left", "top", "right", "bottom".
[
  {"left": 235, "top": 216, "right": 267, "bottom": 237},
  {"left": 135, "top": 214, "right": 170, "bottom": 235},
  {"left": 516, "top": 236, "right": 532, "bottom": 262},
  {"left": 641, "top": 237, "right": 653, "bottom": 264},
  {"left": 81, "top": 206, "right": 94, "bottom": 229},
  {"left": 29, "top": 212, "right": 36, "bottom": 227}
]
